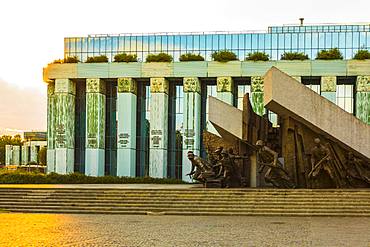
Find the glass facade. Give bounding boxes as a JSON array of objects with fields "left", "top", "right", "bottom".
[
  {"left": 168, "top": 82, "right": 184, "bottom": 179},
  {"left": 65, "top": 24, "right": 370, "bottom": 61},
  {"left": 136, "top": 81, "right": 150, "bottom": 177}
]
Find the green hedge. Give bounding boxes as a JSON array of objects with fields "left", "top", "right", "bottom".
[
  {"left": 211, "top": 50, "right": 238, "bottom": 62},
  {"left": 316, "top": 48, "right": 343, "bottom": 60},
  {"left": 179, "top": 53, "right": 205, "bottom": 61},
  {"left": 280, "top": 52, "right": 308, "bottom": 60},
  {"left": 146, "top": 53, "right": 173, "bottom": 62},
  {"left": 245, "top": 51, "right": 269, "bottom": 61},
  {"left": 353, "top": 50, "right": 370, "bottom": 60},
  {"left": 114, "top": 53, "right": 138, "bottom": 62},
  {"left": 85, "top": 55, "right": 109, "bottom": 63},
  {"left": 0, "top": 170, "right": 187, "bottom": 184}
]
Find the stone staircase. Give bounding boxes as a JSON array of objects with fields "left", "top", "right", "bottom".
[{"left": 0, "top": 188, "right": 369, "bottom": 216}]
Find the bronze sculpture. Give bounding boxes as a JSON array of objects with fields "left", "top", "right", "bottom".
[{"left": 256, "top": 140, "right": 295, "bottom": 188}]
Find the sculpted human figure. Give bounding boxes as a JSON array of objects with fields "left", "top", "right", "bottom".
[
  {"left": 256, "top": 140, "right": 295, "bottom": 188},
  {"left": 214, "top": 149, "right": 234, "bottom": 188},
  {"left": 308, "top": 138, "right": 340, "bottom": 187},
  {"left": 186, "top": 151, "right": 214, "bottom": 183},
  {"left": 345, "top": 152, "right": 370, "bottom": 185}
]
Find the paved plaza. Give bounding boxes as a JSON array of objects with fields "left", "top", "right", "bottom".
[{"left": 1, "top": 213, "right": 369, "bottom": 246}]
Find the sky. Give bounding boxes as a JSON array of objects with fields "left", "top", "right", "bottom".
[{"left": 0, "top": 0, "right": 369, "bottom": 135}]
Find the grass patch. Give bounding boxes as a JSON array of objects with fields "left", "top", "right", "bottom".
[{"left": 0, "top": 170, "right": 187, "bottom": 184}]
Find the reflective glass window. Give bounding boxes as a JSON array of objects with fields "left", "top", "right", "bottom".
[
  {"left": 174, "top": 35, "right": 180, "bottom": 51},
  {"left": 149, "top": 36, "right": 155, "bottom": 51},
  {"left": 212, "top": 34, "right": 218, "bottom": 50},
  {"left": 193, "top": 35, "right": 200, "bottom": 51},
  {"left": 155, "top": 36, "right": 161, "bottom": 51},
  {"left": 205, "top": 35, "right": 212, "bottom": 50},
  {"left": 232, "top": 34, "right": 238, "bottom": 49},
  {"left": 226, "top": 34, "right": 232, "bottom": 49},
  {"left": 161, "top": 35, "right": 168, "bottom": 52},
  {"left": 271, "top": 34, "right": 278, "bottom": 49},
  {"left": 336, "top": 84, "right": 353, "bottom": 113},
  {"left": 186, "top": 35, "right": 193, "bottom": 50},
  {"left": 142, "top": 36, "right": 149, "bottom": 51},
  {"left": 130, "top": 36, "right": 137, "bottom": 52}
]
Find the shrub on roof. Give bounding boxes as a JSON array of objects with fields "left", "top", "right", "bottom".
[
  {"left": 85, "top": 55, "right": 109, "bottom": 63},
  {"left": 114, "top": 53, "right": 138, "bottom": 62},
  {"left": 179, "top": 53, "right": 205, "bottom": 61},
  {"left": 316, "top": 48, "right": 343, "bottom": 60},
  {"left": 52, "top": 56, "right": 80, "bottom": 64},
  {"left": 211, "top": 50, "right": 238, "bottom": 62},
  {"left": 280, "top": 52, "right": 309, "bottom": 60},
  {"left": 353, "top": 50, "right": 370, "bottom": 60},
  {"left": 245, "top": 51, "right": 269, "bottom": 61},
  {"left": 146, "top": 53, "right": 173, "bottom": 62}
]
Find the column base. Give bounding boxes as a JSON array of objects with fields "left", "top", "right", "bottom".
[
  {"left": 85, "top": 149, "right": 105, "bottom": 177},
  {"left": 55, "top": 148, "right": 74, "bottom": 174},
  {"left": 47, "top": 149, "right": 56, "bottom": 173},
  {"left": 149, "top": 149, "right": 167, "bottom": 178},
  {"left": 117, "top": 148, "right": 136, "bottom": 177}
]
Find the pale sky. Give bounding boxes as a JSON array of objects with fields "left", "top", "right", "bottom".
[{"left": 0, "top": 0, "right": 369, "bottom": 135}]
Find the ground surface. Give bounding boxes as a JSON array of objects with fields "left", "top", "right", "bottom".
[{"left": 1, "top": 213, "right": 370, "bottom": 247}]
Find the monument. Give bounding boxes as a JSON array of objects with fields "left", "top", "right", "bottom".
[{"left": 190, "top": 67, "right": 370, "bottom": 188}]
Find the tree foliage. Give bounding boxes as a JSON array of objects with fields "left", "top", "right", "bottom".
[
  {"left": 211, "top": 50, "right": 238, "bottom": 62},
  {"left": 85, "top": 55, "right": 109, "bottom": 63},
  {"left": 245, "top": 51, "right": 269, "bottom": 61},
  {"left": 316, "top": 48, "right": 343, "bottom": 60},
  {"left": 0, "top": 135, "right": 22, "bottom": 165},
  {"left": 146, "top": 53, "right": 173, "bottom": 62},
  {"left": 353, "top": 50, "right": 370, "bottom": 60},
  {"left": 179, "top": 53, "right": 205, "bottom": 61},
  {"left": 280, "top": 52, "right": 309, "bottom": 60},
  {"left": 114, "top": 53, "right": 138, "bottom": 62}
]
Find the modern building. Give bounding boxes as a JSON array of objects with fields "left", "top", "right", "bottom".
[
  {"left": 44, "top": 22, "right": 370, "bottom": 181},
  {"left": 5, "top": 132, "right": 47, "bottom": 166}
]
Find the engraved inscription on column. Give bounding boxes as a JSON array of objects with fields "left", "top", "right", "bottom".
[
  {"left": 184, "top": 129, "right": 195, "bottom": 149},
  {"left": 118, "top": 133, "right": 130, "bottom": 148},
  {"left": 151, "top": 129, "right": 163, "bottom": 148}
]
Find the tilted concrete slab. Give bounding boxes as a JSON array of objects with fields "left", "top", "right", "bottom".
[
  {"left": 264, "top": 67, "right": 370, "bottom": 160},
  {"left": 208, "top": 96, "right": 242, "bottom": 141}
]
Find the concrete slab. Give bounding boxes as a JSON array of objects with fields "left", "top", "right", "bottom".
[{"left": 264, "top": 67, "right": 370, "bottom": 160}]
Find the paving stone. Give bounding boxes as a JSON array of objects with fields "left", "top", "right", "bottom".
[{"left": 0, "top": 213, "right": 369, "bottom": 246}]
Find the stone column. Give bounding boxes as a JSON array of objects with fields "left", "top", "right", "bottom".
[
  {"left": 251, "top": 76, "right": 264, "bottom": 116},
  {"left": 85, "top": 78, "right": 106, "bottom": 177},
  {"left": 21, "top": 145, "right": 29, "bottom": 165},
  {"left": 216, "top": 76, "right": 233, "bottom": 104},
  {"left": 30, "top": 146, "right": 38, "bottom": 163},
  {"left": 117, "top": 78, "right": 137, "bottom": 177},
  {"left": 5, "top": 145, "right": 12, "bottom": 165},
  {"left": 12, "top": 146, "right": 20, "bottom": 165},
  {"left": 47, "top": 82, "right": 56, "bottom": 172},
  {"left": 54, "top": 78, "right": 76, "bottom": 174},
  {"left": 356, "top": 76, "right": 370, "bottom": 125},
  {"left": 182, "top": 77, "right": 201, "bottom": 182},
  {"left": 149, "top": 78, "right": 169, "bottom": 178},
  {"left": 321, "top": 76, "right": 336, "bottom": 103}
]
